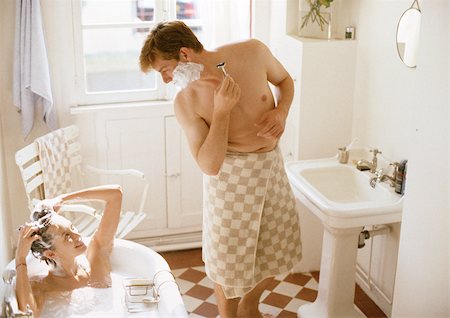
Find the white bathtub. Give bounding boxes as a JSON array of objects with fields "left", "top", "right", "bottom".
[{"left": 2, "top": 239, "right": 188, "bottom": 318}]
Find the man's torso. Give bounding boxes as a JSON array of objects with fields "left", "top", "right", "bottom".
[{"left": 183, "top": 40, "right": 278, "bottom": 153}]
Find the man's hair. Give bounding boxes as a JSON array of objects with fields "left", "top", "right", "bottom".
[{"left": 139, "top": 20, "right": 204, "bottom": 73}]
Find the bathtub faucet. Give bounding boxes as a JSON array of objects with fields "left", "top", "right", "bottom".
[{"left": 3, "top": 269, "right": 33, "bottom": 317}]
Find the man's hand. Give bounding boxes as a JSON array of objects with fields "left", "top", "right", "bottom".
[
  {"left": 255, "top": 108, "right": 287, "bottom": 139},
  {"left": 213, "top": 75, "right": 241, "bottom": 116}
]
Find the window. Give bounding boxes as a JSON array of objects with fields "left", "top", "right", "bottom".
[{"left": 72, "top": 0, "right": 250, "bottom": 106}]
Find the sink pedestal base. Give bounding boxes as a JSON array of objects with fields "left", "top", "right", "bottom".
[{"left": 298, "top": 226, "right": 364, "bottom": 318}]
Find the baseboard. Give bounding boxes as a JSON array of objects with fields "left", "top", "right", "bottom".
[{"left": 132, "top": 231, "right": 203, "bottom": 252}]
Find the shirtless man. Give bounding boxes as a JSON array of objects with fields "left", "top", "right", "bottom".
[{"left": 140, "top": 21, "right": 301, "bottom": 318}]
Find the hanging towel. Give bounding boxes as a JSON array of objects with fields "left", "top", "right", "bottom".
[
  {"left": 202, "top": 147, "right": 302, "bottom": 298},
  {"left": 13, "top": 0, "right": 57, "bottom": 138},
  {"left": 35, "top": 128, "right": 72, "bottom": 199}
]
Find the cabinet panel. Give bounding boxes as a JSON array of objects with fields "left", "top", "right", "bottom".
[
  {"left": 100, "top": 117, "right": 168, "bottom": 238},
  {"left": 165, "top": 116, "right": 203, "bottom": 229}
]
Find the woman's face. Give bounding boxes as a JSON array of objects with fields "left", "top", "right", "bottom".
[{"left": 46, "top": 215, "right": 87, "bottom": 261}]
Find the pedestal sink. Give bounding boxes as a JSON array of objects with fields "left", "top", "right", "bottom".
[{"left": 285, "top": 157, "right": 403, "bottom": 318}]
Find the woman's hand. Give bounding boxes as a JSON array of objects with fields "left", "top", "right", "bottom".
[
  {"left": 255, "top": 107, "right": 287, "bottom": 139},
  {"left": 35, "top": 196, "right": 64, "bottom": 213},
  {"left": 16, "top": 224, "right": 40, "bottom": 262},
  {"left": 213, "top": 75, "right": 241, "bottom": 116}
]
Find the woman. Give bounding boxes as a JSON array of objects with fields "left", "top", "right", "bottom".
[{"left": 15, "top": 185, "right": 122, "bottom": 317}]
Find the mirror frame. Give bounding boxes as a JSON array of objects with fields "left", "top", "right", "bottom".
[{"left": 396, "top": 0, "right": 422, "bottom": 68}]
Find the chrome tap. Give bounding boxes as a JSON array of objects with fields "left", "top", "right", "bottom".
[
  {"left": 356, "top": 148, "right": 382, "bottom": 173},
  {"left": 3, "top": 269, "right": 34, "bottom": 317},
  {"left": 369, "top": 163, "right": 398, "bottom": 188}
]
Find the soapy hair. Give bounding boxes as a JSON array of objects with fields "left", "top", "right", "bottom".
[
  {"left": 139, "top": 20, "right": 204, "bottom": 73},
  {"left": 29, "top": 208, "right": 57, "bottom": 266}
]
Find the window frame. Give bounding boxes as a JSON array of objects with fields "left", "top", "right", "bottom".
[{"left": 71, "top": 0, "right": 202, "bottom": 106}]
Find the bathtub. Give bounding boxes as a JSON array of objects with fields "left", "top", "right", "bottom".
[{"left": 1, "top": 239, "right": 188, "bottom": 318}]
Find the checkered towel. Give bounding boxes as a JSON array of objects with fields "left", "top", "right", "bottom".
[
  {"left": 36, "top": 128, "right": 72, "bottom": 199},
  {"left": 202, "top": 147, "right": 302, "bottom": 298}
]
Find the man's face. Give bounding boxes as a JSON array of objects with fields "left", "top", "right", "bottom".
[{"left": 152, "top": 56, "right": 179, "bottom": 84}]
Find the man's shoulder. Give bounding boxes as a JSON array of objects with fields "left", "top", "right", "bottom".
[
  {"left": 174, "top": 88, "right": 199, "bottom": 117},
  {"left": 174, "top": 87, "right": 197, "bottom": 106},
  {"left": 218, "top": 38, "right": 266, "bottom": 52}
]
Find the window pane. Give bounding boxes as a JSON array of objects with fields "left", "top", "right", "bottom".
[
  {"left": 83, "top": 27, "right": 155, "bottom": 93},
  {"left": 176, "top": 0, "right": 198, "bottom": 20},
  {"left": 82, "top": 0, "right": 155, "bottom": 24}
]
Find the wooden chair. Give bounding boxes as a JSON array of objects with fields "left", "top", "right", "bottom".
[{"left": 15, "top": 125, "right": 148, "bottom": 238}]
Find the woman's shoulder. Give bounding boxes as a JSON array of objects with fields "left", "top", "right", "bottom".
[
  {"left": 29, "top": 274, "right": 50, "bottom": 290},
  {"left": 86, "top": 237, "right": 112, "bottom": 286},
  {"left": 29, "top": 276, "right": 50, "bottom": 308}
]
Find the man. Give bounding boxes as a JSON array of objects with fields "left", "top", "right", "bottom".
[{"left": 140, "top": 21, "right": 301, "bottom": 318}]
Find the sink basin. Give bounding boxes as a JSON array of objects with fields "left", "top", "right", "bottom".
[
  {"left": 286, "top": 157, "right": 403, "bottom": 317},
  {"left": 286, "top": 158, "right": 403, "bottom": 229}
]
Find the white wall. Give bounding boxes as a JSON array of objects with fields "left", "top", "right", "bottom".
[
  {"left": 0, "top": 0, "right": 77, "bottom": 237},
  {"left": 0, "top": 1, "right": 18, "bottom": 264},
  {"left": 350, "top": 1, "right": 449, "bottom": 317},
  {"left": 0, "top": 0, "right": 14, "bottom": 306},
  {"left": 265, "top": 0, "right": 448, "bottom": 316},
  {"left": 0, "top": 120, "right": 13, "bottom": 311}
]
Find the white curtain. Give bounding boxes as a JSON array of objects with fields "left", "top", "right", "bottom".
[{"left": 197, "top": 0, "right": 251, "bottom": 49}]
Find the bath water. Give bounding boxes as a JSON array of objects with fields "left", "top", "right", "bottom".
[{"left": 39, "top": 273, "right": 158, "bottom": 317}]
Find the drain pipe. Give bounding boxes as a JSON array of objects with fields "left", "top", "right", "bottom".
[{"left": 358, "top": 225, "right": 391, "bottom": 248}]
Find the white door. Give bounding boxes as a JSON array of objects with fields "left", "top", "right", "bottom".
[{"left": 165, "top": 116, "right": 203, "bottom": 229}]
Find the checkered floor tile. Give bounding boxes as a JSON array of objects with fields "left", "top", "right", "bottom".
[{"left": 172, "top": 266, "right": 367, "bottom": 318}]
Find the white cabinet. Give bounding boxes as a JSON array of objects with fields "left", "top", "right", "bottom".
[
  {"left": 165, "top": 116, "right": 203, "bottom": 230},
  {"left": 72, "top": 105, "right": 203, "bottom": 250}
]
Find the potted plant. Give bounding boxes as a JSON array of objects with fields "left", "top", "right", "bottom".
[{"left": 300, "top": 0, "right": 334, "bottom": 33}]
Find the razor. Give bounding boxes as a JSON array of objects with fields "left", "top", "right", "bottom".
[{"left": 216, "top": 62, "right": 228, "bottom": 76}]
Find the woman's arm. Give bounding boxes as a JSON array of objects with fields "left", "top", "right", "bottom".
[
  {"left": 15, "top": 225, "right": 41, "bottom": 315},
  {"left": 57, "top": 185, "right": 123, "bottom": 246}
]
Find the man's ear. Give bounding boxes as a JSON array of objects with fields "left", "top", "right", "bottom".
[{"left": 179, "top": 47, "right": 191, "bottom": 62}]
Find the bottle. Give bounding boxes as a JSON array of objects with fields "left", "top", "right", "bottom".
[
  {"left": 395, "top": 160, "right": 407, "bottom": 194},
  {"left": 345, "top": 26, "right": 355, "bottom": 39},
  {"left": 401, "top": 161, "right": 407, "bottom": 195}
]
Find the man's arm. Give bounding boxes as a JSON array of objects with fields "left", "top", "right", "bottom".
[
  {"left": 254, "top": 40, "right": 294, "bottom": 139},
  {"left": 175, "top": 75, "right": 240, "bottom": 175}
]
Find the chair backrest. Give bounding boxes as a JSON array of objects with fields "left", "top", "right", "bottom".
[{"left": 15, "top": 125, "right": 83, "bottom": 210}]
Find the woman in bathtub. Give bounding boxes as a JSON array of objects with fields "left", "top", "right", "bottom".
[{"left": 14, "top": 185, "right": 122, "bottom": 317}]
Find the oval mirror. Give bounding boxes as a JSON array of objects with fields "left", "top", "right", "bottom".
[{"left": 396, "top": 0, "right": 422, "bottom": 68}]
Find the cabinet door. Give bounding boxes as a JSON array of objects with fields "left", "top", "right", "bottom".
[
  {"left": 99, "top": 116, "right": 168, "bottom": 238},
  {"left": 165, "top": 116, "right": 203, "bottom": 229}
]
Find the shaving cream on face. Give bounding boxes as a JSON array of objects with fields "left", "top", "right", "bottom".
[{"left": 172, "top": 62, "right": 204, "bottom": 90}]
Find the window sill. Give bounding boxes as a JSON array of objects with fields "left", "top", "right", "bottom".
[{"left": 70, "top": 100, "right": 173, "bottom": 114}]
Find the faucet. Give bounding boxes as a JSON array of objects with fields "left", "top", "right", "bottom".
[
  {"left": 3, "top": 269, "right": 34, "bottom": 317},
  {"left": 356, "top": 148, "right": 382, "bottom": 173},
  {"left": 369, "top": 163, "right": 398, "bottom": 188}
]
